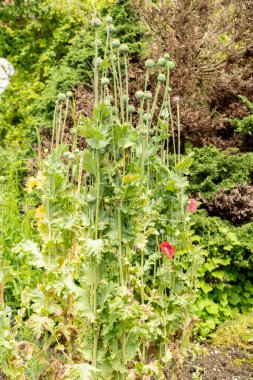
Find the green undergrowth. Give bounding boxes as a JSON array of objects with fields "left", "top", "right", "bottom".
[
  {"left": 212, "top": 313, "right": 253, "bottom": 349},
  {"left": 189, "top": 146, "right": 253, "bottom": 200},
  {"left": 192, "top": 210, "right": 253, "bottom": 337}
]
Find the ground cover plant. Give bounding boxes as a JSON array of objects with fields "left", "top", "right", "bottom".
[{"left": 0, "top": 15, "right": 203, "bottom": 380}]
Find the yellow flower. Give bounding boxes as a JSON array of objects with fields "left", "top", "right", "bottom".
[{"left": 25, "top": 171, "right": 45, "bottom": 193}]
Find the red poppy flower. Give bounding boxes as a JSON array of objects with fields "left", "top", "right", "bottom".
[
  {"left": 188, "top": 198, "right": 197, "bottom": 212},
  {"left": 160, "top": 241, "right": 175, "bottom": 259}
]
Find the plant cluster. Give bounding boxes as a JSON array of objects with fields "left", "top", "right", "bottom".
[
  {"left": 192, "top": 211, "right": 253, "bottom": 337},
  {"left": 0, "top": 16, "right": 202, "bottom": 380}
]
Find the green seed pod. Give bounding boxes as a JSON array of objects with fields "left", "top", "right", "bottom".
[
  {"left": 112, "top": 106, "right": 119, "bottom": 115},
  {"left": 119, "top": 44, "right": 129, "bottom": 54},
  {"left": 104, "top": 95, "right": 113, "bottom": 104},
  {"left": 57, "top": 93, "right": 66, "bottom": 102},
  {"left": 167, "top": 61, "right": 176, "bottom": 70},
  {"left": 160, "top": 108, "right": 169, "bottom": 118},
  {"left": 135, "top": 90, "right": 144, "bottom": 100},
  {"left": 137, "top": 108, "right": 143, "bottom": 116},
  {"left": 160, "top": 228, "right": 165, "bottom": 234},
  {"left": 127, "top": 105, "right": 136, "bottom": 114},
  {"left": 66, "top": 91, "right": 73, "bottom": 98},
  {"left": 68, "top": 153, "right": 75, "bottom": 161},
  {"left": 164, "top": 53, "right": 170, "bottom": 60},
  {"left": 140, "top": 128, "right": 148, "bottom": 135},
  {"left": 122, "top": 95, "right": 129, "bottom": 103},
  {"left": 93, "top": 57, "right": 103, "bottom": 67},
  {"left": 157, "top": 57, "right": 167, "bottom": 67},
  {"left": 111, "top": 38, "right": 120, "bottom": 48},
  {"left": 94, "top": 39, "right": 102, "bottom": 47},
  {"left": 101, "top": 77, "right": 110, "bottom": 86},
  {"left": 70, "top": 128, "right": 77, "bottom": 136},
  {"left": 144, "top": 91, "right": 152, "bottom": 100},
  {"left": 143, "top": 113, "right": 152, "bottom": 122},
  {"left": 105, "top": 24, "right": 115, "bottom": 34},
  {"left": 91, "top": 18, "right": 101, "bottom": 28},
  {"left": 157, "top": 73, "right": 166, "bottom": 83},
  {"left": 104, "top": 98, "right": 111, "bottom": 106},
  {"left": 145, "top": 59, "right": 155, "bottom": 69},
  {"left": 106, "top": 16, "right": 113, "bottom": 24}
]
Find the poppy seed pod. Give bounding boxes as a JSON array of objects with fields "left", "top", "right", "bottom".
[
  {"left": 135, "top": 90, "right": 144, "bottom": 100},
  {"left": 91, "top": 18, "right": 101, "bottom": 28},
  {"left": 119, "top": 44, "right": 129, "bottom": 54},
  {"left": 66, "top": 91, "right": 73, "bottom": 98},
  {"left": 145, "top": 59, "right": 155, "bottom": 69},
  {"left": 106, "top": 16, "right": 113, "bottom": 24},
  {"left": 93, "top": 57, "right": 103, "bottom": 67},
  {"left": 70, "top": 128, "right": 77, "bottom": 136},
  {"left": 164, "top": 53, "right": 170, "bottom": 60},
  {"left": 167, "top": 61, "right": 176, "bottom": 70},
  {"left": 157, "top": 57, "right": 167, "bottom": 67},
  {"left": 101, "top": 77, "right": 110, "bottom": 86},
  {"left": 68, "top": 153, "right": 75, "bottom": 161},
  {"left": 57, "top": 93, "right": 66, "bottom": 102},
  {"left": 140, "top": 128, "right": 148, "bottom": 135},
  {"left": 144, "top": 91, "right": 152, "bottom": 100},
  {"left": 105, "top": 25, "right": 115, "bottom": 34},
  {"left": 122, "top": 95, "right": 129, "bottom": 103},
  {"left": 127, "top": 105, "right": 136, "bottom": 114},
  {"left": 157, "top": 73, "right": 166, "bottom": 83},
  {"left": 143, "top": 113, "right": 152, "bottom": 122},
  {"left": 111, "top": 38, "right": 120, "bottom": 48},
  {"left": 94, "top": 39, "right": 102, "bottom": 47},
  {"left": 112, "top": 106, "right": 119, "bottom": 115}
]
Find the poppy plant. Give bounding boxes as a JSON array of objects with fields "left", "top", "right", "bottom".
[
  {"left": 188, "top": 198, "right": 197, "bottom": 212},
  {"left": 160, "top": 241, "right": 176, "bottom": 259}
]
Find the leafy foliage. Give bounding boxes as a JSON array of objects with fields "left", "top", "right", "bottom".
[
  {"left": 189, "top": 146, "right": 253, "bottom": 199},
  {"left": 227, "top": 96, "right": 253, "bottom": 135}
]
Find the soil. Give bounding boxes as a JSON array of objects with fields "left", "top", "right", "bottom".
[{"left": 183, "top": 345, "right": 253, "bottom": 380}]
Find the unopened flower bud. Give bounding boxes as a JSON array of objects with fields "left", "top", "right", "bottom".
[
  {"left": 157, "top": 73, "right": 166, "bottom": 83},
  {"left": 145, "top": 59, "right": 155, "bottom": 69},
  {"left": 66, "top": 91, "right": 73, "bottom": 98},
  {"left": 111, "top": 38, "right": 120, "bottom": 48},
  {"left": 157, "top": 57, "right": 167, "bottom": 67},
  {"left": 135, "top": 90, "right": 144, "bottom": 100},
  {"left": 101, "top": 77, "right": 110, "bottom": 86}
]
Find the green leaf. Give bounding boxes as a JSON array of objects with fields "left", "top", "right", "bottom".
[
  {"left": 175, "top": 154, "right": 194, "bottom": 172},
  {"left": 199, "top": 280, "right": 212, "bottom": 294},
  {"left": 229, "top": 293, "right": 241, "bottom": 305},
  {"left": 206, "top": 302, "right": 219, "bottom": 315},
  {"left": 82, "top": 150, "right": 98, "bottom": 176}
]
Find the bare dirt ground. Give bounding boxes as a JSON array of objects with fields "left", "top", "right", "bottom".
[{"left": 183, "top": 345, "right": 253, "bottom": 380}]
